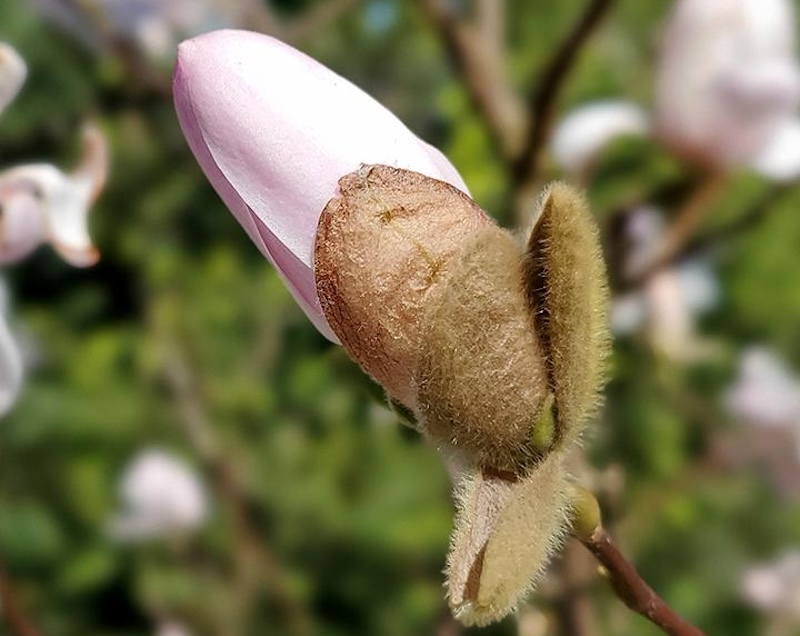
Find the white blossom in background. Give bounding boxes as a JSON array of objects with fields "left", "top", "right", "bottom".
[
  {"left": 0, "top": 280, "right": 23, "bottom": 417},
  {"left": 611, "top": 207, "right": 719, "bottom": 361},
  {"left": 741, "top": 550, "right": 800, "bottom": 624},
  {"left": 0, "top": 123, "right": 107, "bottom": 266},
  {"left": 0, "top": 41, "right": 107, "bottom": 422},
  {"left": 725, "top": 347, "right": 800, "bottom": 431},
  {"left": 109, "top": 449, "right": 208, "bottom": 541},
  {"left": 0, "top": 43, "right": 26, "bottom": 116},
  {"left": 550, "top": 101, "right": 648, "bottom": 181},
  {"left": 155, "top": 619, "right": 192, "bottom": 636},
  {"left": 552, "top": 0, "right": 800, "bottom": 181}
]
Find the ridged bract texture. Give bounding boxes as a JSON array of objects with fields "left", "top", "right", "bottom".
[{"left": 314, "top": 165, "right": 490, "bottom": 407}]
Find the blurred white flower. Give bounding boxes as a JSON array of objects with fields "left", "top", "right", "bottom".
[
  {"left": 656, "top": 0, "right": 800, "bottom": 169},
  {"left": 741, "top": 550, "right": 800, "bottom": 622},
  {"left": 0, "top": 280, "right": 23, "bottom": 417},
  {"left": 550, "top": 101, "right": 648, "bottom": 179},
  {"left": 109, "top": 449, "right": 208, "bottom": 541},
  {"left": 0, "top": 123, "right": 107, "bottom": 266},
  {"left": 725, "top": 347, "right": 800, "bottom": 429},
  {"left": 0, "top": 43, "right": 26, "bottom": 116},
  {"left": 611, "top": 208, "right": 718, "bottom": 361},
  {"left": 750, "top": 119, "right": 800, "bottom": 181},
  {"left": 155, "top": 619, "right": 192, "bottom": 636},
  {"left": 552, "top": 0, "right": 800, "bottom": 181}
]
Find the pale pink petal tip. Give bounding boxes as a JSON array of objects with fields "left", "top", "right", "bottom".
[
  {"left": 173, "top": 29, "right": 469, "bottom": 343},
  {"left": 0, "top": 43, "right": 27, "bottom": 116},
  {"left": 0, "top": 123, "right": 106, "bottom": 267},
  {"left": 0, "top": 281, "right": 23, "bottom": 418}
]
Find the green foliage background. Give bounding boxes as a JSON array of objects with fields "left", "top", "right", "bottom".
[{"left": 0, "top": 1, "right": 799, "bottom": 635}]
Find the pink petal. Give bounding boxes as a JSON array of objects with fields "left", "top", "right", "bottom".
[
  {"left": 0, "top": 185, "right": 46, "bottom": 264},
  {"left": 173, "top": 30, "right": 469, "bottom": 342}
]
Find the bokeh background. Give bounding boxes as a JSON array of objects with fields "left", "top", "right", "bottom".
[{"left": 1, "top": 1, "right": 800, "bottom": 635}]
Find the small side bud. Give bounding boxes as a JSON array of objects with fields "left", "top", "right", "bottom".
[
  {"left": 314, "top": 165, "right": 490, "bottom": 407},
  {"left": 568, "top": 485, "right": 602, "bottom": 541},
  {"left": 446, "top": 451, "right": 571, "bottom": 626},
  {"left": 523, "top": 183, "right": 610, "bottom": 441}
]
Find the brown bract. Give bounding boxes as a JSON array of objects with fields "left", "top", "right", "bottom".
[{"left": 314, "top": 165, "right": 491, "bottom": 407}]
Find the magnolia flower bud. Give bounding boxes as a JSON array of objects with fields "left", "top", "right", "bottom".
[{"left": 174, "top": 30, "right": 611, "bottom": 627}]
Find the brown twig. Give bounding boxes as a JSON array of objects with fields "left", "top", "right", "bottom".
[
  {"left": 417, "top": 0, "right": 526, "bottom": 160},
  {"left": 159, "top": 339, "right": 312, "bottom": 636},
  {"left": 680, "top": 183, "right": 794, "bottom": 261},
  {"left": 580, "top": 528, "right": 705, "bottom": 636},
  {"left": 512, "top": 0, "right": 617, "bottom": 188},
  {"left": 625, "top": 171, "right": 728, "bottom": 286},
  {"left": 0, "top": 560, "right": 40, "bottom": 636}
]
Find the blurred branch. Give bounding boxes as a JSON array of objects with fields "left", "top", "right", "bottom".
[
  {"left": 283, "top": 0, "right": 364, "bottom": 43},
  {"left": 240, "top": 0, "right": 366, "bottom": 44},
  {"left": 417, "top": 0, "right": 526, "bottom": 160},
  {"left": 63, "top": 0, "right": 172, "bottom": 97},
  {"left": 580, "top": 528, "right": 705, "bottom": 636},
  {"left": 239, "top": 0, "right": 284, "bottom": 35},
  {"left": 625, "top": 171, "right": 728, "bottom": 286},
  {"left": 160, "top": 340, "right": 312, "bottom": 636},
  {"left": 512, "top": 0, "right": 617, "bottom": 188},
  {"left": 554, "top": 542, "right": 596, "bottom": 636},
  {"left": 0, "top": 560, "right": 40, "bottom": 636},
  {"left": 681, "top": 183, "right": 795, "bottom": 260}
]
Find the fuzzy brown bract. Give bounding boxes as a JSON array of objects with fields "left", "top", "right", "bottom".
[{"left": 314, "top": 165, "right": 490, "bottom": 407}]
